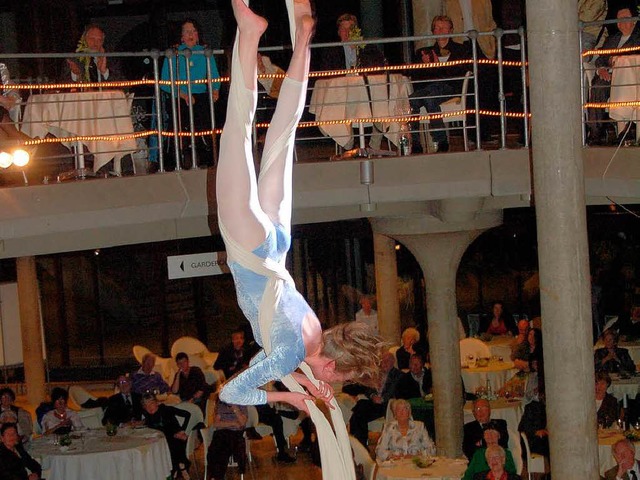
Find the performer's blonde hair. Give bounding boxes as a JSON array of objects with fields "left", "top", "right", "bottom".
[{"left": 322, "top": 322, "right": 386, "bottom": 387}]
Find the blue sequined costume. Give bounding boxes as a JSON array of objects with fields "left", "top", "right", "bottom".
[{"left": 220, "top": 223, "right": 311, "bottom": 405}]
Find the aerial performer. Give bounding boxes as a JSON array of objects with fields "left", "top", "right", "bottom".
[{"left": 215, "top": 0, "right": 386, "bottom": 477}]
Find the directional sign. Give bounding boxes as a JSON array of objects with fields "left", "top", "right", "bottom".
[{"left": 167, "top": 252, "right": 229, "bottom": 279}]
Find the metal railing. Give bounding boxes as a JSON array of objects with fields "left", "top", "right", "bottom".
[{"left": 0, "top": 27, "right": 535, "bottom": 186}]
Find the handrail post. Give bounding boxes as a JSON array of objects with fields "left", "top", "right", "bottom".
[
  {"left": 151, "top": 50, "right": 164, "bottom": 172},
  {"left": 166, "top": 47, "right": 182, "bottom": 171}
]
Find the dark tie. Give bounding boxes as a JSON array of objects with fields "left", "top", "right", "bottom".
[
  {"left": 125, "top": 395, "right": 132, "bottom": 407},
  {"left": 630, "top": 471, "right": 638, "bottom": 480}
]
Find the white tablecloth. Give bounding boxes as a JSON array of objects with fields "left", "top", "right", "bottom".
[
  {"left": 485, "top": 336, "right": 515, "bottom": 360},
  {"left": 461, "top": 360, "right": 518, "bottom": 396},
  {"left": 309, "top": 74, "right": 412, "bottom": 148},
  {"left": 597, "top": 429, "right": 640, "bottom": 476},
  {"left": 21, "top": 90, "right": 137, "bottom": 173},
  {"left": 608, "top": 374, "right": 640, "bottom": 401},
  {"left": 29, "top": 427, "right": 172, "bottom": 480},
  {"left": 609, "top": 54, "right": 640, "bottom": 139},
  {"left": 463, "top": 398, "right": 524, "bottom": 474},
  {"left": 376, "top": 457, "right": 467, "bottom": 480}
]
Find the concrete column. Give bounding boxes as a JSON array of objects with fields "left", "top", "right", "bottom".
[
  {"left": 397, "top": 231, "right": 481, "bottom": 456},
  {"left": 16, "top": 257, "right": 46, "bottom": 406},
  {"left": 526, "top": 0, "right": 598, "bottom": 478},
  {"left": 373, "top": 233, "right": 401, "bottom": 342},
  {"left": 360, "top": 0, "right": 384, "bottom": 38}
]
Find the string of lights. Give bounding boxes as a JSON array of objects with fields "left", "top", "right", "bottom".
[{"left": 582, "top": 45, "right": 640, "bottom": 57}]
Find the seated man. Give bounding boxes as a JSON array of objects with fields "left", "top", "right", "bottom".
[
  {"left": 588, "top": 7, "right": 640, "bottom": 145},
  {"left": 462, "top": 398, "right": 509, "bottom": 460},
  {"left": 213, "top": 328, "right": 260, "bottom": 380},
  {"left": 349, "top": 351, "right": 401, "bottom": 446},
  {"left": 603, "top": 438, "right": 640, "bottom": 480},
  {"left": 594, "top": 329, "right": 636, "bottom": 374},
  {"left": 396, "top": 353, "right": 432, "bottom": 400},
  {"left": 102, "top": 375, "right": 143, "bottom": 426},
  {"left": 171, "top": 352, "right": 209, "bottom": 411},
  {"left": 67, "top": 24, "right": 112, "bottom": 82},
  {"left": 132, "top": 353, "right": 171, "bottom": 395},
  {"left": 409, "top": 15, "right": 472, "bottom": 153}
]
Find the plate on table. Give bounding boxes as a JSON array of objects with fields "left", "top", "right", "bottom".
[{"left": 412, "top": 456, "right": 436, "bottom": 469}]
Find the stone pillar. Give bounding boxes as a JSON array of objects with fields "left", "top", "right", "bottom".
[
  {"left": 360, "top": 0, "right": 383, "bottom": 38},
  {"left": 16, "top": 257, "right": 46, "bottom": 406},
  {"left": 398, "top": 231, "right": 481, "bottom": 456},
  {"left": 373, "top": 233, "right": 401, "bottom": 342},
  {"left": 526, "top": 0, "right": 598, "bottom": 477}
]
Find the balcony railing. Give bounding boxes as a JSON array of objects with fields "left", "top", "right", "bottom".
[{"left": 0, "top": 18, "right": 636, "bottom": 187}]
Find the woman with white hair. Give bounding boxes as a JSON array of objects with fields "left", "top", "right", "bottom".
[
  {"left": 473, "top": 444, "right": 521, "bottom": 480},
  {"left": 396, "top": 327, "right": 425, "bottom": 370},
  {"left": 375, "top": 399, "right": 435, "bottom": 461}
]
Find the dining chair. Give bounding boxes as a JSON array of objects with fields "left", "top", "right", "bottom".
[
  {"left": 170, "top": 336, "right": 208, "bottom": 359},
  {"left": 520, "top": 432, "right": 547, "bottom": 480},
  {"left": 349, "top": 435, "right": 377, "bottom": 480},
  {"left": 439, "top": 71, "right": 473, "bottom": 151},
  {"left": 467, "top": 314, "right": 481, "bottom": 338},
  {"left": 68, "top": 385, "right": 97, "bottom": 410}
]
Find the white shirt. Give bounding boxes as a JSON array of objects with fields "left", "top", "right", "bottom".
[{"left": 343, "top": 45, "right": 357, "bottom": 69}]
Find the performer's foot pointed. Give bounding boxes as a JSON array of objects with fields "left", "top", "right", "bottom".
[
  {"left": 232, "top": 0, "right": 268, "bottom": 37},
  {"left": 292, "top": 0, "right": 315, "bottom": 47}
]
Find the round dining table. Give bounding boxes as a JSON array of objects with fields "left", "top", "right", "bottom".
[
  {"left": 485, "top": 336, "right": 515, "bottom": 360},
  {"left": 376, "top": 457, "right": 468, "bottom": 480},
  {"left": 29, "top": 427, "right": 172, "bottom": 480},
  {"left": 461, "top": 359, "right": 518, "bottom": 395}
]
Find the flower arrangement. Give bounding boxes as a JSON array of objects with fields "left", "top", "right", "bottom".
[
  {"left": 348, "top": 25, "right": 365, "bottom": 57},
  {"left": 75, "top": 36, "right": 93, "bottom": 82}
]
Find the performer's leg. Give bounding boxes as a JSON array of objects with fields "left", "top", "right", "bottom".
[
  {"left": 257, "top": 0, "right": 314, "bottom": 231},
  {"left": 216, "top": 0, "right": 271, "bottom": 251}
]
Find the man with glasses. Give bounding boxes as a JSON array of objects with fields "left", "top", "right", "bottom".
[{"left": 102, "top": 375, "right": 143, "bottom": 426}]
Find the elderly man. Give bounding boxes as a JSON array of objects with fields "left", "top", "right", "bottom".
[
  {"left": 67, "top": 24, "right": 111, "bottom": 82},
  {"left": 603, "top": 438, "right": 640, "bottom": 480},
  {"left": 462, "top": 421, "right": 517, "bottom": 480},
  {"left": 102, "top": 375, "right": 143, "bottom": 426},
  {"left": 462, "top": 398, "right": 509, "bottom": 460},
  {"left": 349, "top": 351, "right": 402, "bottom": 446},
  {"left": 132, "top": 353, "right": 170, "bottom": 395},
  {"left": 588, "top": 7, "right": 640, "bottom": 145},
  {"left": 409, "top": 15, "right": 472, "bottom": 153}
]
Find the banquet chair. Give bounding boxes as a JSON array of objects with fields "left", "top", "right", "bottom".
[
  {"left": 467, "top": 314, "right": 481, "bottom": 337},
  {"left": 171, "top": 336, "right": 208, "bottom": 358},
  {"left": 521, "top": 432, "right": 547, "bottom": 480},
  {"left": 459, "top": 338, "right": 491, "bottom": 364},
  {"left": 349, "top": 435, "right": 377, "bottom": 480},
  {"left": 439, "top": 71, "right": 472, "bottom": 151},
  {"left": 246, "top": 405, "right": 299, "bottom": 461},
  {"left": 388, "top": 345, "right": 400, "bottom": 369}
]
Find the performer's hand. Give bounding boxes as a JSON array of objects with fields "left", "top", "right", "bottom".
[
  {"left": 306, "top": 380, "right": 335, "bottom": 408},
  {"left": 273, "top": 392, "right": 315, "bottom": 415}
]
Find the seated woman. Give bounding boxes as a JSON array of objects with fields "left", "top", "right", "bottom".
[
  {"left": 513, "top": 328, "right": 542, "bottom": 373},
  {"left": 484, "top": 302, "right": 515, "bottom": 336},
  {"left": 41, "top": 388, "right": 84, "bottom": 435},
  {"left": 395, "top": 327, "right": 425, "bottom": 370},
  {"left": 595, "top": 329, "right": 636, "bottom": 374},
  {"left": 462, "top": 422, "right": 517, "bottom": 480},
  {"left": 141, "top": 393, "right": 190, "bottom": 480},
  {"left": 0, "top": 387, "right": 33, "bottom": 447},
  {"left": 0, "top": 422, "right": 42, "bottom": 480},
  {"left": 595, "top": 372, "right": 619, "bottom": 428},
  {"left": 375, "top": 399, "right": 435, "bottom": 461},
  {"left": 472, "top": 445, "right": 521, "bottom": 480},
  {"left": 206, "top": 391, "right": 248, "bottom": 480}
]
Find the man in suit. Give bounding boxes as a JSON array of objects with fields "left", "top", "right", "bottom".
[
  {"left": 396, "top": 353, "right": 433, "bottom": 400},
  {"left": 349, "top": 351, "right": 402, "bottom": 446},
  {"left": 588, "top": 7, "right": 640, "bottom": 144},
  {"left": 462, "top": 398, "right": 509, "bottom": 460},
  {"left": 603, "top": 438, "right": 640, "bottom": 480},
  {"left": 102, "top": 375, "right": 143, "bottom": 426}
]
